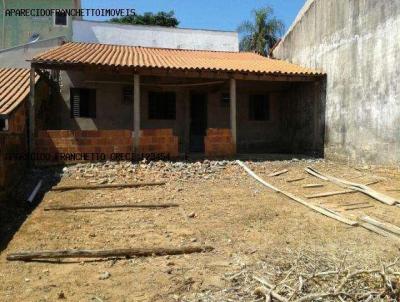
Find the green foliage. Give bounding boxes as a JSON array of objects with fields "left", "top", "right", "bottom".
[
  {"left": 110, "top": 10, "right": 179, "bottom": 27},
  {"left": 238, "top": 7, "right": 285, "bottom": 56}
]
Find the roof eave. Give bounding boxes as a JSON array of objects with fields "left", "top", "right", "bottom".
[{"left": 31, "top": 61, "right": 324, "bottom": 82}]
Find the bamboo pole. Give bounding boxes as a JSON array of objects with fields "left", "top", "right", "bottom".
[
  {"left": 7, "top": 246, "right": 214, "bottom": 261},
  {"left": 44, "top": 203, "right": 179, "bottom": 211},
  {"left": 51, "top": 181, "right": 166, "bottom": 191}
]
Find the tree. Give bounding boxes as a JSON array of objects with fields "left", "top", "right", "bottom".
[
  {"left": 238, "top": 7, "right": 285, "bottom": 56},
  {"left": 110, "top": 11, "right": 179, "bottom": 27}
]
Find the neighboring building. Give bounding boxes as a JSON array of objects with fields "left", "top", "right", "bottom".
[
  {"left": 273, "top": 0, "right": 400, "bottom": 166},
  {"left": 30, "top": 42, "right": 324, "bottom": 161},
  {"left": 0, "top": 0, "right": 81, "bottom": 49},
  {"left": 0, "top": 36, "right": 65, "bottom": 68},
  {"left": 0, "top": 68, "right": 45, "bottom": 196},
  {"left": 73, "top": 20, "right": 239, "bottom": 52}
]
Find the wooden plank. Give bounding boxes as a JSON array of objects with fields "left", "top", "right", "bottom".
[
  {"left": 44, "top": 203, "right": 179, "bottom": 211},
  {"left": 340, "top": 202, "right": 369, "bottom": 207},
  {"left": 344, "top": 205, "right": 374, "bottom": 211},
  {"left": 27, "top": 180, "right": 43, "bottom": 203},
  {"left": 305, "top": 190, "right": 357, "bottom": 199},
  {"left": 268, "top": 169, "right": 288, "bottom": 177},
  {"left": 305, "top": 167, "right": 328, "bottom": 180},
  {"left": 360, "top": 223, "right": 400, "bottom": 241},
  {"left": 51, "top": 181, "right": 166, "bottom": 191},
  {"left": 236, "top": 161, "right": 358, "bottom": 226},
  {"left": 286, "top": 177, "right": 305, "bottom": 183},
  {"left": 364, "top": 180, "right": 381, "bottom": 186},
  {"left": 360, "top": 216, "right": 400, "bottom": 236},
  {"left": 7, "top": 246, "right": 214, "bottom": 261},
  {"left": 305, "top": 167, "right": 399, "bottom": 206},
  {"left": 303, "top": 184, "right": 324, "bottom": 188}
]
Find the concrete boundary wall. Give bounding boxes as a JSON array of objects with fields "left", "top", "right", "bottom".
[{"left": 273, "top": 0, "right": 400, "bottom": 165}]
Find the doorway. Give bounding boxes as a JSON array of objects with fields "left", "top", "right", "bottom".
[{"left": 189, "top": 93, "right": 208, "bottom": 152}]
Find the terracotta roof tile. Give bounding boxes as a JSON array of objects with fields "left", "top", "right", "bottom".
[
  {"left": 32, "top": 42, "right": 323, "bottom": 76},
  {"left": 0, "top": 68, "right": 39, "bottom": 116}
]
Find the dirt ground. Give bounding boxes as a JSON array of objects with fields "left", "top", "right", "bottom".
[{"left": 0, "top": 159, "right": 399, "bottom": 301}]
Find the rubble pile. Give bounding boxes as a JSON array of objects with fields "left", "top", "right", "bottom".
[{"left": 61, "top": 159, "right": 236, "bottom": 184}]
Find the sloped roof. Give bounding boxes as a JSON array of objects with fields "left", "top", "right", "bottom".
[
  {"left": 32, "top": 42, "right": 323, "bottom": 76},
  {"left": 0, "top": 68, "right": 39, "bottom": 116}
]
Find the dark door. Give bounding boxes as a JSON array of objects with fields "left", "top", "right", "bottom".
[{"left": 190, "top": 93, "right": 208, "bottom": 152}]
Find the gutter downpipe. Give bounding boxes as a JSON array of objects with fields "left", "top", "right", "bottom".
[{"left": 2, "top": 0, "right": 6, "bottom": 49}]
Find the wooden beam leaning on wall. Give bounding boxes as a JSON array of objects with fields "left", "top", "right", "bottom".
[
  {"left": 230, "top": 78, "right": 237, "bottom": 146},
  {"left": 133, "top": 74, "right": 141, "bottom": 154},
  {"left": 28, "top": 68, "right": 36, "bottom": 163}
]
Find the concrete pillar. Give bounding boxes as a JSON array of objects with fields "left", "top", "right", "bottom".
[
  {"left": 28, "top": 68, "right": 36, "bottom": 158},
  {"left": 133, "top": 74, "right": 140, "bottom": 153},
  {"left": 230, "top": 78, "right": 237, "bottom": 145}
]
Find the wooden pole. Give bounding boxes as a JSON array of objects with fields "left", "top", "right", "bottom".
[
  {"left": 134, "top": 74, "right": 140, "bottom": 154},
  {"left": 51, "top": 181, "right": 166, "bottom": 191},
  {"left": 230, "top": 78, "right": 237, "bottom": 146},
  {"left": 44, "top": 203, "right": 179, "bottom": 211},
  {"left": 7, "top": 246, "right": 214, "bottom": 261},
  {"left": 28, "top": 68, "right": 36, "bottom": 163}
]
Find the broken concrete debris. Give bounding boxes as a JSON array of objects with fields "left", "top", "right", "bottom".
[{"left": 61, "top": 160, "right": 235, "bottom": 184}]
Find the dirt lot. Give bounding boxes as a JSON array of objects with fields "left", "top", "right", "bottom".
[{"left": 0, "top": 158, "right": 399, "bottom": 301}]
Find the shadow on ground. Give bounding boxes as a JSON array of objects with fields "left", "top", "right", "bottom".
[{"left": 0, "top": 166, "right": 63, "bottom": 253}]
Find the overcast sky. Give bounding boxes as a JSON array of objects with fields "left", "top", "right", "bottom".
[{"left": 81, "top": 0, "right": 306, "bottom": 32}]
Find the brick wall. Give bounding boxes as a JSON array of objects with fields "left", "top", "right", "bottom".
[
  {"left": 8, "top": 104, "right": 26, "bottom": 134},
  {"left": 139, "top": 129, "right": 179, "bottom": 158},
  {"left": 0, "top": 134, "right": 26, "bottom": 192},
  {"left": 35, "top": 128, "right": 179, "bottom": 162},
  {"left": 0, "top": 104, "right": 28, "bottom": 196},
  {"left": 204, "top": 128, "right": 236, "bottom": 157},
  {"left": 36, "top": 130, "right": 133, "bottom": 162}
]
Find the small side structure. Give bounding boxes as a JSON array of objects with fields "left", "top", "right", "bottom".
[
  {"left": 0, "top": 68, "right": 45, "bottom": 198},
  {"left": 30, "top": 42, "right": 326, "bottom": 162}
]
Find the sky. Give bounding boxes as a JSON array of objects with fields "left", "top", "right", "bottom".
[{"left": 81, "top": 0, "right": 306, "bottom": 33}]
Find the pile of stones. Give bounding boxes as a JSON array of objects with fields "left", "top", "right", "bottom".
[{"left": 62, "top": 159, "right": 235, "bottom": 184}]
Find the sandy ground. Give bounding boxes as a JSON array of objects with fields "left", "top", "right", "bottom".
[{"left": 0, "top": 159, "right": 399, "bottom": 301}]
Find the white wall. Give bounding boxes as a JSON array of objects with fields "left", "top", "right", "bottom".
[{"left": 73, "top": 20, "right": 239, "bottom": 52}]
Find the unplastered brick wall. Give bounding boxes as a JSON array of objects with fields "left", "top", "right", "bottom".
[
  {"left": 0, "top": 134, "right": 26, "bottom": 192},
  {"left": 36, "top": 130, "right": 133, "bottom": 162},
  {"left": 139, "top": 129, "right": 179, "bottom": 158},
  {"left": 204, "top": 128, "right": 236, "bottom": 157},
  {"left": 0, "top": 104, "right": 28, "bottom": 196},
  {"left": 8, "top": 104, "right": 26, "bottom": 134}
]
